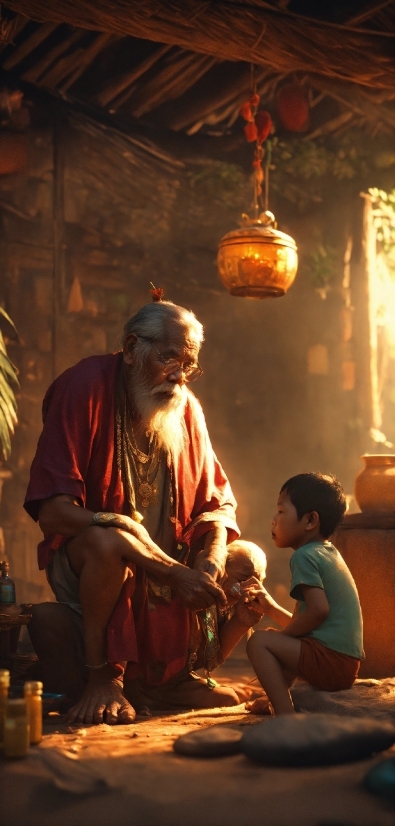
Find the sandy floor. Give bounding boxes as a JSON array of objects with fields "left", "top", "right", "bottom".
[{"left": 1, "top": 668, "right": 395, "bottom": 826}]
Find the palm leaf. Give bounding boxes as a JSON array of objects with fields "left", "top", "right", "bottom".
[
  {"left": 0, "top": 331, "right": 6, "bottom": 356},
  {"left": 0, "top": 309, "right": 19, "bottom": 461},
  {"left": 0, "top": 371, "right": 17, "bottom": 413},
  {"left": 0, "top": 351, "right": 19, "bottom": 386},
  {"left": 0, "top": 396, "right": 16, "bottom": 435},
  {"left": 0, "top": 307, "right": 18, "bottom": 339},
  {"left": 0, "top": 407, "right": 12, "bottom": 460}
]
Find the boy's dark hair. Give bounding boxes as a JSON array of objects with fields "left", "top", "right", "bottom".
[{"left": 280, "top": 472, "right": 347, "bottom": 538}]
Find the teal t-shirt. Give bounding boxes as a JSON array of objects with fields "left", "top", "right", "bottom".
[{"left": 290, "top": 541, "right": 364, "bottom": 659}]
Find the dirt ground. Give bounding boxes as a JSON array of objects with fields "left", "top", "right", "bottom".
[{"left": 1, "top": 657, "right": 394, "bottom": 826}]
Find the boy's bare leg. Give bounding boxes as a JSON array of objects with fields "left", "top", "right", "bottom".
[{"left": 247, "top": 630, "right": 302, "bottom": 715}]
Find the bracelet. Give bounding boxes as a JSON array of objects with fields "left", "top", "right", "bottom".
[
  {"left": 90, "top": 512, "right": 120, "bottom": 527},
  {"left": 85, "top": 661, "right": 108, "bottom": 669}
]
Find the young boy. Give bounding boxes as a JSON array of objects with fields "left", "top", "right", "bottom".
[{"left": 243, "top": 472, "right": 364, "bottom": 715}]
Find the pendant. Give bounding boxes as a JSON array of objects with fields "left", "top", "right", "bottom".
[{"left": 138, "top": 481, "right": 154, "bottom": 508}]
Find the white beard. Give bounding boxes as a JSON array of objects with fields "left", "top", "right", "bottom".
[{"left": 129, "top": 374, "right": 188, "bottom": 456}]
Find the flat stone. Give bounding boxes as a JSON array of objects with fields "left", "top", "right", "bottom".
[
  {"left": 240, "top": 714, "right": 395, "bottom": 767},
  {"left": 364, "top": 757, "right": 395, "bottom": 801},
  {"left": 173, "top": 725, "right": 243, "bottom": 757}
]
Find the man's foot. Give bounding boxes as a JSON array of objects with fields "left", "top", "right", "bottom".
[
  {"left": 67, "top": 678, "right": 136, "bottom": 725},
  {"left": 125, "top": 672, "right": 239, "bottom": 711},
  {"left": 245, "top": 695, "right": 273, "bottom": 715}
]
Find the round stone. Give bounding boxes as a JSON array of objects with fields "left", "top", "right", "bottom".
[
  {"left": 364, "top": 757, "right": 395, "bottom": 801},
  {"left": 173, "top": 725, "right": 243, "bottom": 757},
  {"left": 240, "top": 714, "right": 395, "bottom": 767}
]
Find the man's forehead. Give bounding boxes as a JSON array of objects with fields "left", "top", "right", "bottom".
[{"left": 159, "top": 324, "right": 200, "bottom": 352}]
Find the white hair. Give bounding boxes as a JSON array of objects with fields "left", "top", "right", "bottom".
[
  {"left": 122, "top": 301, "right": 204, "bottom": 348},
  {"left": 226, "top": 540, "right": 267, "bottom": 582}
]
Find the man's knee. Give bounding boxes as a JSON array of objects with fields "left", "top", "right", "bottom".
[{"left": 69, "top": 525, "right": 125, "bottom": 568}]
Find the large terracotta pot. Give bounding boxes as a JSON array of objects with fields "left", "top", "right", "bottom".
[
  {"left": 217, "top": 212, "right": 298, "bottom": 298},
  {"left": 354, "top": 454, "right": 395, "bottom": 512},
  {"left": 0, "top": 134, "right": 28, "bottom": 175}
]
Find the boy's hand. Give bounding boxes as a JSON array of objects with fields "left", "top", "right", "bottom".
[
  {"left": 234, "top": 597, "right": 262, "bottom": 628},
  {"left": 240, "top": 577, "right": 274, "bottom": 614}
]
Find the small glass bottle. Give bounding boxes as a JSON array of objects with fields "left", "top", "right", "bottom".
[
  {"left": 0, "top": 560, "right": 16, "bottom": 605},
  {"left": 24, "top": 681, "right": 43, "bottom": 745},
  {"left": 3, "top": 698, "right": 30, "bottom": 758},
  {"left": 0, "top": 669, "right": 10, "bottom": 750}
]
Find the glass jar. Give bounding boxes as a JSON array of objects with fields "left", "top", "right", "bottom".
[
  {"left": 24, "top": 681, "right": 43, "bottom": 745},
  {"left": 0, "top": 669, "right": 10, "bottom": 750},
  {"left": 3, "top": 698, "right": 30, "bottom": 758}
]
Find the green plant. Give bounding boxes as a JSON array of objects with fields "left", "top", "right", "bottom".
[
  {"left": 369, "top": 188, "right": 395, "bottom": 279},
  {"left": 305, "top": 242, "right": 339, "bottom": 297},
  {"left": 0, "top": 307, "right": 18, "bottom": 461}
]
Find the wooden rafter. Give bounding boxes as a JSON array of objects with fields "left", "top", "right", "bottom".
[
  {"left": 346, "top": 0, "right": 394, "bottom": 27},
  {"left": 2, "top": 20, "right": 57, "bottom": 69},
  {"left": 96, "top": 43, "right": 172, "bottom": 107},
  {"left": 22, "top": 29, "right": 84, "bottom": 83},
  {"left": 5, "top": 0, "right": 395, "bottom": 90},
  {"left": 129, "top": 52, "right": 218, "bottom": 117}
]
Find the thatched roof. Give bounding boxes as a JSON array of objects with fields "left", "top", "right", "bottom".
[{"left": 1, "top": 1, "right": 394, "bottom": 145}]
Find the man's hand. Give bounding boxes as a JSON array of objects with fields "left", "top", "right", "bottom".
[
  {"left": 193, "top": 523, "right": 228, "bottom": 582},
  {"left": 170, "top": 566, "right": 226, "bottom": 611}
]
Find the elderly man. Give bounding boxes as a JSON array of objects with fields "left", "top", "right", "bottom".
[{"left": 25, "top": 298, "right": 258, "bottom": 724}]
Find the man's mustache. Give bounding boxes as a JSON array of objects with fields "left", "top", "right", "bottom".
[{"left": 150, "top": 382, "right": 184, "bottom": 398}]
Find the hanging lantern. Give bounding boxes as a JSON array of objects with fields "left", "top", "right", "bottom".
[
  {"left": 217, "top": 91, "right": 298, "bottom": 298},
  {"left": 276, "top": 83, "right": 309, "bottom": 132},
  {"left": 218, "top": 211, "right": 298, "bottom": 298}
]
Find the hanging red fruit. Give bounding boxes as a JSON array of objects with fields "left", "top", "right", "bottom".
[
  {"left": 240, "top": 101, "right": 252, "bottom": 122},
  {"left": 276, "top": 83, "right": 309, "bottom": 132},
  {"left": 255, "top": 110, "right": 272, "bottom": 143},
  {"left": 244, "top": 121, "right": 258, "bottom": 142}
]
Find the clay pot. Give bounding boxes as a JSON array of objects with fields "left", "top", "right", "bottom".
[
  {"left": 354, "top": 455, "right": 395, "bottom": 513},
  {"left": 0, "top": 134, "right": 28, "bottom": 175}
]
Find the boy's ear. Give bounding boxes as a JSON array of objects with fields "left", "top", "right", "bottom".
[{"left": 305, "top": 510, "right": 320, "bottom": 531}]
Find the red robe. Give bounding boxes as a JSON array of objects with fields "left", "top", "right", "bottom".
[{"left": 24, "top": 353, "right": 239, "bottom": 685}]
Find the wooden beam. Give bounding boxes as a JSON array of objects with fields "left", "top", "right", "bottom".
[
  {"left": 129, "top": 53, "right": 217, "bottom": 117},
  {"left": 52, "top": 101, "right": 67, "bottom": 378},
  {"left": 346, "top": 0, "right": 394, "bottom": 27},
  {"left": 167, "top": 65, "right": 271, "bottom": 131},
  {"left": 22, "top": 29, "right": 84, "bottom": 82},
  {"left": 303, "top": 110, "right": 353, "bottom": 141},
  {"left": 2, "top": 21, "right": 57, "bottom": 69},
  {"left": 96, "top": 43, "right": 172, "bottom": 107},
  {"left": 60, "top": 32, "right": 115, "bottom": 92}
]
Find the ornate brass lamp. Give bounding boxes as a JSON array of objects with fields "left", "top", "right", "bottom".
[
  {"left": 217, "top": 97, "right": 298, "bottom": 298},
  {"left": 217, "top": 210, "right": 298, "bottom": 298}
]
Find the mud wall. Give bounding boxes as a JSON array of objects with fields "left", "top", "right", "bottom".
[{"left": 0, "top": 98, "right": 370, "bottom": 606}]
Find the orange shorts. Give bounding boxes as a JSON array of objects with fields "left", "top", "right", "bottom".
[{"left": 297, "top": 636, "right": 360, "bottom": 691}]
